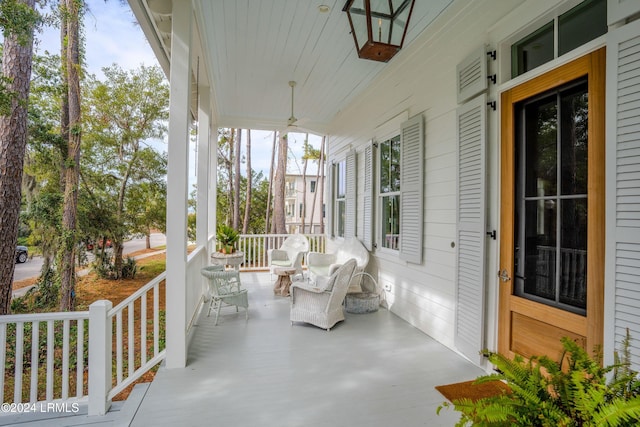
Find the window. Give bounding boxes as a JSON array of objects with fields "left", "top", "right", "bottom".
[
  {"left": 310, "top": 180, "right": 316, "bottom": 193},
  {"left": 335, "top": 160, "right": 346, "bottom": 237},
  {"left": 511, "top": 0, "right": 606, "bottom": 78},
  {"left": 378, "top": 135, "right": 401, "bottom": 250}
]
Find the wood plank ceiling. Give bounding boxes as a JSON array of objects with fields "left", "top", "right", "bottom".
[{"left": 141, "top": 0, "right": 454, "bottom": 134}]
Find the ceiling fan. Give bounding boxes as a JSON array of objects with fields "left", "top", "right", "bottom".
[{"left": 282, "top": 80, "right": 310, "bottom": 133}]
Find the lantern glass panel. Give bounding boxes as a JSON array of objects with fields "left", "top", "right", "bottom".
[
  {"left": 391, "top": 3, "right": 412, "bottom": 45},
  {"left": 348, "top": 0, "right": 368, "bottom": 50}
]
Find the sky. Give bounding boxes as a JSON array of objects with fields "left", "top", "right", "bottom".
[{"left": 33, "top": 1, "right": 321, "bottom": 180}]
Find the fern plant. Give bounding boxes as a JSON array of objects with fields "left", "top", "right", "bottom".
[{"left": 438, "top": 331, "right": 640, "bottom": 426}]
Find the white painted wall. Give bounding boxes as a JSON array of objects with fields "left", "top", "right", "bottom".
[
  {"left": 325, "top": 0, "right": 526, "bottom": 354},
  {"left": 324, "top": 0, "right": 640, "bottom": 368}
]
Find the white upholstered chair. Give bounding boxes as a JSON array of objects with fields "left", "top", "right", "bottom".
[
  {"left": 307, "top": 237, "right": 369, "bottom": 290},
  {"left": 267, "top": 234, "right": 309, "bottom": 279},
  {"left": 290, "top": 259, "right": 357, "bottom": 331}
]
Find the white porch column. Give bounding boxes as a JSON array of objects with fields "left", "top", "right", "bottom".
[
  {"left": 196, "top": 87, "right": 211, "bottom": 247},
  {"left": 209, "top": 116, "right": 217, "bottom": 250},
  {"left": 165, "top": 0, "right": 192, "bottom": 369}
]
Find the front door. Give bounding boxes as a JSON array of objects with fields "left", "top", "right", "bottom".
[{"left": 498, "top": 49, "right": 605, "bottom": 360}]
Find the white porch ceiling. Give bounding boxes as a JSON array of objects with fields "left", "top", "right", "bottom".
[{"left": 134, "top": 0, "right": 454, "bottom": 134}]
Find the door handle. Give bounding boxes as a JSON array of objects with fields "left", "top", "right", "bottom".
[{"left": 498, "top": 269, "right": 511, "bottom": 282}]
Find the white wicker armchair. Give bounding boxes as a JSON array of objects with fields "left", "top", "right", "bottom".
[
  {"left": 267, "top": 234, "right": 309, "bottom": 279},
  {"left": 290, "top": 259, "right": 356, "bottom": 331},
  {"left": 201, "top": 266, "right": 249, "bottom": 325}
]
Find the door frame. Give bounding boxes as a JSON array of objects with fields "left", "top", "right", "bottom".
[{"left": 498, "top": 48, "right": 606, "bottom": 359}]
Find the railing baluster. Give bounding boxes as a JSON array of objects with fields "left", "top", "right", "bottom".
[
  {"left": 14, "top": 322, "right": 23, "bottom": 403},
  {"left": 0, "top": 323, "right": 5, "bottom": 403},
  {"left": 77, "top": 319, "right": 84, "bottom": 398},
  {"left": 116, "top": 311, "right": 123, "bottom": 384},
  {"left": 46, "top": 320, "right": 54, "bottom": 401},
  {"left": 141, "top": 292, "right": 147, "bottom": 366},
  {"left": 62, "top": 319, "right": 70, "bottom": 399},
  {"left": 30, "top": 321, "right": 39, "bottom": 402},
  {"left": 154, "top": 284, "right": 159, "bottom": 356},
  {"left": 128, "top": 302, "right": 134, "bottom": 377}
]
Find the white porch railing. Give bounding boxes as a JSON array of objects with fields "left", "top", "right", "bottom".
[
  {"left": 236, "top": 234, "right": 326, "bottom": 270},
  {"left": 0, "top": 311, "right": 90, "bottom": 405},
  {"left": 0, "top": 234, "right": 326, "bottom": 418}
]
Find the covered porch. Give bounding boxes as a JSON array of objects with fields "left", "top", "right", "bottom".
[{"left": 130, "top": 271, "right": 482, "bottom": 426}]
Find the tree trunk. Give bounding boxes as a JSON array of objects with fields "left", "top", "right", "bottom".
[
  {"left": 60, "top": 0, "right": 82, "bottom": 311},
  {"left": 227, "top": 128, "right": 235, "bottom": 225},
  {"left": 146, "top": 232, "right": 151, "bottom": 249},
  {"left": 271, "top": 132, "right": 288, "bottom": 234},
  {"left": 309, "top": 140, "right": 322, "bottom": 234},
  {"left": 0, "top": 0, "right": 36, "bottom": 314},
  {"left": 242, "top": 130, "right": 252, "bottom": 234},
  {"left": 233, "top": 129, "right": 242, "bottom": 229},
  {"left": 265, "top": 131, "right": 276, "bottom": 233},
  {"left": 318, "top": 136, "right": 326, "bottom": 234},
  {"left": 300, "top": 134, "right": 309, "bottom": 234}
]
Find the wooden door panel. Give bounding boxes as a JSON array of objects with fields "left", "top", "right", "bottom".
[
  {"left": 498, "top": 48, "right": 605, "bottom": 360},
  {"left": 511, "top": 312, "right": 585, "bottom": 361}
]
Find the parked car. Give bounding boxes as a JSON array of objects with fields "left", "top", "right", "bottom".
[
  {"left": 15, "top": 246, "right": 28, "bottom": 263},
  {"left": 86, "top": 238, "right": 112, "bottom": 251}
]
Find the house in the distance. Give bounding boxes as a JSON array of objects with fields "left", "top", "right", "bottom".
[{"left": 284, "top": 174, "right": 325, "bottom": 234}]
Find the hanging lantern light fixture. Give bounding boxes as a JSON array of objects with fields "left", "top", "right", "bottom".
[{"left": 342, "top": 0, "right": 416, "bottom": 62}]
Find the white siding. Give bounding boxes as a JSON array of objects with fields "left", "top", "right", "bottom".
[
  {"left": 606, "top": 18, "right": 640, "bottom": 368},
  {"left": 323, "top": 0, "right": 521, "bottom": 352}
]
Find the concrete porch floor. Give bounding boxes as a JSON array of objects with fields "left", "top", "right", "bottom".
[{"left": 127, "top": 271, "right": 484, "bottom": 426}]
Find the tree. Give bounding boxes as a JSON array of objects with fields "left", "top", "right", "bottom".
[
  {"left": 81, "top": 64, "right": 169, "bottom": 279},
  {"left": 300, "top": 134, "right": 321, "bottom": 234},
  {"left": 0, "top": 0, "right": 39, "bottom": 314},
  {"left": 242, "top": 129, "right": 251, "bottom": 234},
  {"left": 314, "top": 136, "right": 326, "bottom": 234},
  {"left": 271, "top": 131, "right": 288, "bottom": 234},
  {"left": 233, "top": 128, "right": 241, "bottom": 229},
  {"left": 59, "top": 0, "right": 83, "bottom": 311},
  {"left": 265, "top": 130, "right": 276, "bottom": 233}
]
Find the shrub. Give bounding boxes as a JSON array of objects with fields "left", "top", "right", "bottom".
[{"left": 438, "top": 332, "right": 640, "bottom": 426}]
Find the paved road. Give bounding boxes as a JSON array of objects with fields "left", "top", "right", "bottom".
[{"left": 12, "top": 233, "right": 166, "bottom": 282}]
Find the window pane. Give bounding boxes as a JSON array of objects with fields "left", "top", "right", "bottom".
[
  {"left": 390, "top": 136, "right": 400, "bottom": 192},
  {"left": 337, "top": 161, "right": 346, "bottom": 198},
  {"left": 382, "top": 195, "right": 400, "bottom": 249},
  {"left": 559, "top": 198, "right": 587, "bottom": 309},
  {"left": 523, "top": 94, "right": 557, "bottom": 197},
  {"left": 522, "top": 199, "right": 557, "bottom": 302},
  {"left": 380, "top": 140, "right": 391, "bottom": 193},
  {"left": 511, "top": 22, "right": 554, "bottom": 78},
  {"left": 559, "top": 0, "right": 607, "bottom": 56},
  {"left": 337, "top": 200, "right": 345, "bottom": 237},
  {"left": 560, "top": 81, "right": 588, "bottom": 196}
]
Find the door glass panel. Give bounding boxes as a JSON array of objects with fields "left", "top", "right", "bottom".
[
  {"left": 560, "top": 198, "right": 587, "bottom": 309},
  {"left": 524, "top": 95, "right": 557, "bottom": 197},
  {"left": 561, "top": 84, "right": 588, "bottom": 195},
  {"left": 515, "top": 78, "right": 588, "bottom": 315},
  {"left": 523, "top": 200, "right": 557, "bottom": 301}
]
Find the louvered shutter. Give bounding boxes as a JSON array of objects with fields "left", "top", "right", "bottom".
[
  {"left": 454, "top": 94, "right": 487, "bottom": 365},
  {"left": 399, "top": 115, "right": 424, "bottom": 264},
  {"left": 608, "top": 0, "right": 640, "bottom": 26},
  {"left": 362, "top": 142, "right": 374, "bottom": 251},
  {"left": 606, "top": 20, "right": 640, "bottom": 368},
  {"left": 345, "top": 150, "right": 357, "bottom": 239},
  {"left": 457, "top": 47, "right": 487, "bottom": 104},
  {"left": 327, "top": 163, "right": 334, "bottom": 237}
]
